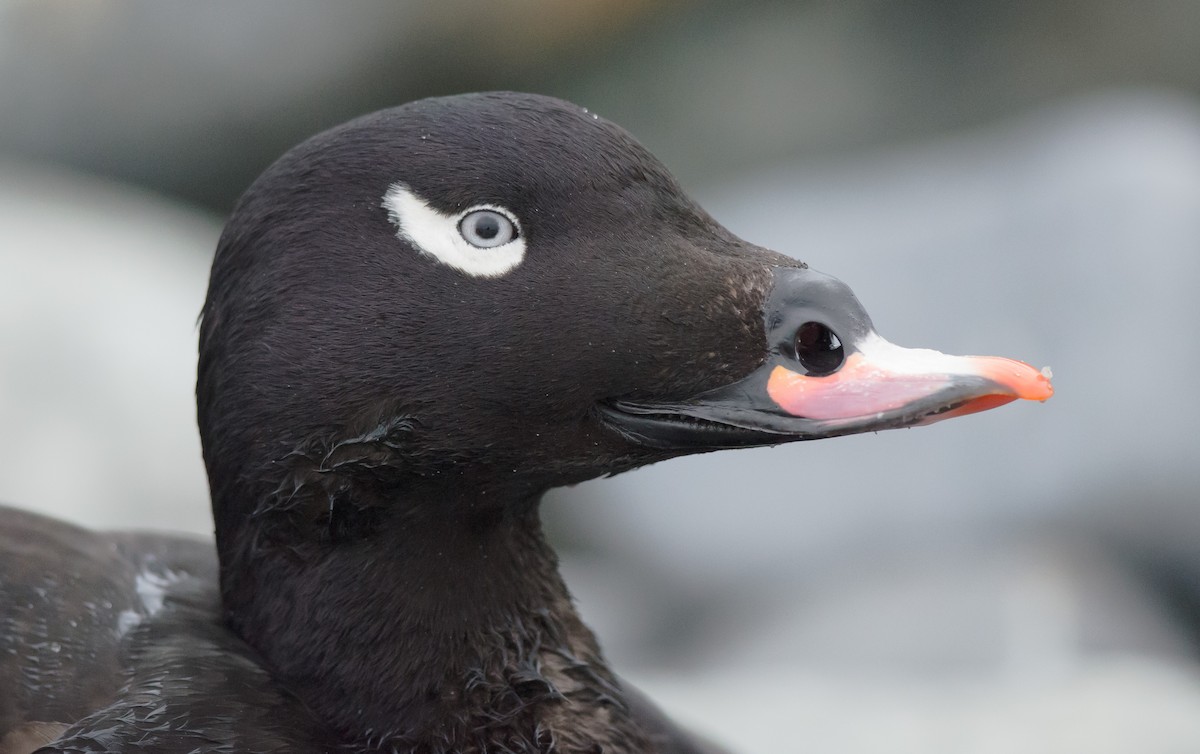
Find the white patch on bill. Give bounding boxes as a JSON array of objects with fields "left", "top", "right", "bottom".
[
  {"left": 382, "top": 183, "right": 525, "bottom": 278},
  {"left": 855, "top": 332, "right": 981, "bottom": 376}
]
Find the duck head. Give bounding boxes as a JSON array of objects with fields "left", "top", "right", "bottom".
[
  {"left": 196, "top": 92, "right": 1053, "bottom": 748},
  {"left": 198, "top": 91, "right": 1051, "bottom": 550}
]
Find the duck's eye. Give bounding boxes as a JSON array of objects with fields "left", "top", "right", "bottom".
[
  {"left": 459, "top": 209, "right": 517, "bottom": 248},
  {"left": 795, "top": 322, "right": 844, "bottom": 375},
  {"left": 383, "top": 183, "right": 526, "bottom": 278}
]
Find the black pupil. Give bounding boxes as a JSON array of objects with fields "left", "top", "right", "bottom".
[
  {"left": 473, "top": 214, "right": 500, "bottom": 240},
  {"left": 794, "top": 322, "right": 844, "bottom": 375}
]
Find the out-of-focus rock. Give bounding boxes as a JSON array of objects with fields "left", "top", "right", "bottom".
[
  {"left": 0, "top": 161, "right": 216, "bottom": 533},
  {"left": 554, "top": 90, "right": 1200, "bottom": 586},
  {"left": 634, "top": 655, "right": 1200, "bottom": 754},
  {"left": 0, "top": 0, "right": 658, "bottom": 211},
  {"left": 553, "top": 92, "right": 1200, "bottom": 751}
]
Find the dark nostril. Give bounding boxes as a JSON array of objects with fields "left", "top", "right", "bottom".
[{"left": 794, "top": 322, "right": 844, "bottom": 375}]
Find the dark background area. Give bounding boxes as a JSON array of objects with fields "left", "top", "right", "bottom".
[{"left": 4, "top": 1, "right": 1199, "bottom": 211}]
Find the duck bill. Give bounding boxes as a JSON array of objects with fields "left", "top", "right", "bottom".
[
  {"left": 602, "top": 333, "right": 1053, "bottom": 450},
  {"left": 766, "top": 333, "right": 1052, "bottom": 426}
]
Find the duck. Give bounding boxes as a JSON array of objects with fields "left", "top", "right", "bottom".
[{"left": 0, "top": 92, "right": 1052, "bottom": 754}]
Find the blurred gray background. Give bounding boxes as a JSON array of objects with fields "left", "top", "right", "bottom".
[{"left": 2, "top": 1, "right": 1200, "bottom": 751}]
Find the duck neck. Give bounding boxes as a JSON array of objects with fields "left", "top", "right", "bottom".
[{"left": 223, "top": 484, "right": 648, "bottom": 754}]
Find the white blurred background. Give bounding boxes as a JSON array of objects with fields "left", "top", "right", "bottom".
[{"left": 2, "top": 2, "right": 1199, "bottom": 752}]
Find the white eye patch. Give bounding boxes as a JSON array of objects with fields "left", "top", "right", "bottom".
[{"left": 382, "top": 183, "right": 525, "bottom": 278}]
